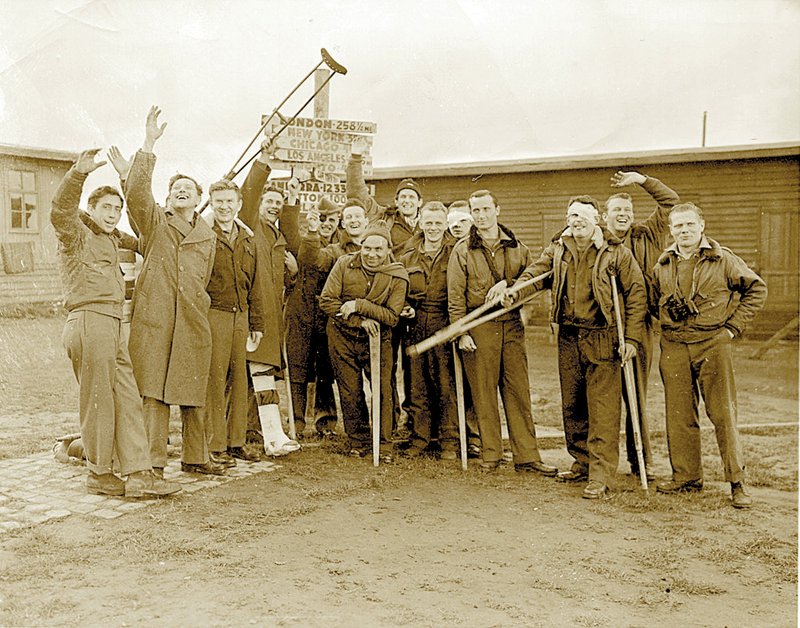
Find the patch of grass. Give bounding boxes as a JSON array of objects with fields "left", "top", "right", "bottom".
[
  {"left": 0, "top": 596, "right": 77, "bottom": 626},
  {"left": 667, "top": 576, "right": 726, "bottom": 596}
]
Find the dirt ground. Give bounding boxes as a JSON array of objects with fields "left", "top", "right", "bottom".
[{"left": 0, "top": 315, "right": 797, "bottom": 626}]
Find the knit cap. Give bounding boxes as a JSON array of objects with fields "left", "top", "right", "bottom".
[
  {"left": 318, "top": 196, "right": 342, "bottom": 215},
  {"left": 361, "top": 220, "right": 393, "bottom": 247},
  {"left": 395, "top": 178, "right": 421, "bottom": 198}
]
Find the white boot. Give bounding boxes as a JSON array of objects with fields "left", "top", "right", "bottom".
[{"left": 258, "top": 404, "right": 301, "bottom": 457}]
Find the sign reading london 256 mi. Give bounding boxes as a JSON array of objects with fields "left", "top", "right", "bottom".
[{"left": 263, "top": 115, "right": 376, "bottom": 179}]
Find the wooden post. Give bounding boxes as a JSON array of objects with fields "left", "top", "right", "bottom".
[{"left": 314, "top": 69, "right": 331, "bottom": 119}]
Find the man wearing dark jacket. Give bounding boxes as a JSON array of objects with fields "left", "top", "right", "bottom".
[
  {"left": 284, "top": 197, "right": 342, "bottom": 438},
  {"left": 603, "top": 170, "right": 680, "bottom": 481},
  {"left": 319, "top": 222, "right": 408, "bottom": 461},
  {"left": 652, "top": 202, "right": 766, "bottom": 509},
  {"left": 512, "top": 196, "right": 647, "bottom": 499},
  {"left": 448, "top": 190, "right": 557, "bottom": 476},
  {"left": 203, "top": 179, "right": 265, "bottom": 467},
  {"left": 399, "top": 202, "right": 459, "bottom": 458},
  {"left": 291, "top": 198, "right": 369, "bottom": 437}
]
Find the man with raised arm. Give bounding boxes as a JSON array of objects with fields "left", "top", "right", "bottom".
[
  {"left": 447, "top": 189, "right": 557, "bottom": 476},
  {"left": 52, "top": 147, "right": 180, "bottom": 497},
  {"left": 603, "top": 170, "right": 680, "bottom": 481},
  {"left": 652, "top": 202, "right": 766, "bottom": 509},
  {"left": 125, "top": 106, "right": 223, "bottom": 477},
  {"left": 508, "top": 196, "right": 647, "bottom": 499},
  {"left": 318, "top": 222, "right": 408, "bottom": 461},
  {"left": 238, "top": 144, "right": 301, "bottom": 457},
  {"left": 289, "top": 198, "right": 369, "bottom": 437}
]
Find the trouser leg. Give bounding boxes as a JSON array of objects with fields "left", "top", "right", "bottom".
[
  {"left": 181, "top": 405, "right": 209, "bottom": 465},
  {"left": 557, "top": 327, "right": 589, "bottom": 470},
  {"left": 207, "top": 309, "right": 235, "bottom": 453},
  {"left": 142, "top": 396, "right": 170, "bottom": 469},
  {"left": 227, "top": 310, "right": 250, "bottom": 448},
  {"left": 313, "top": 330, "right": 338, "bottom": 420},
  {"left": 695, "top": 333, "right": 745, "bottom": 483},
  {"left": 433, "top": 335, "right": 459, "bottom": 450},
  {"left": 112, "top": 319, "right": 151, "bottom": 475},
  {"left": 406, "top": 347, "right": 433, "bottom": 448},
  {"left": 660, "top": 336, "right": 703, "bottom": 482},
  {"left": 62, "top": 311, "right": 116, "bottom": 476},
  {"left": 624, "top": 326, "right": 653, "bottom": 468},
  {"left": 462, "top": 320, "right": 503, "bottom": 464},
  {"left": 583, "top": 328, "right": 622, "bottom": 486},
  {"left": 328, "top": 323, "right": 370, "bottom": 447},
  {"left": 499, "top": 318, "right": 542, "bottom": 465}
]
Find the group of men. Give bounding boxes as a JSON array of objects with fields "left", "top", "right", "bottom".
[{"left": 52, "top": 106, "right": 767, "bottom": 509}]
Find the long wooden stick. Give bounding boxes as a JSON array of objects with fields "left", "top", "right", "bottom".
[
  {"left": 609, "top": 276, "right": 647, "bottom": 491},
  {"left": 407, "top": 271, "right": 553, "bottom": 357},
  {"left": 369, "top": 333, "right": 381, "bottom": 467},
  {"left": 282, "top": 338, "right": 297, "bottom": 440},
  {"left": 452, "top": 344, "right": 468, "bottom": 471}
]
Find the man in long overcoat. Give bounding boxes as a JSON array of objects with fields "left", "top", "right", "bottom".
[{"left": 125, "top": 106, "right": 221, "bottom": 476}]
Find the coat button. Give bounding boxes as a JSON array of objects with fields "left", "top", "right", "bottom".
[
  {"left": 179, "top": 286, "right": 184, "bottom": 292},
  {"left": 233, "top": 306, "right": 238, "bottom": 312},
  {"left": 179, "top": 265, "right": 184, "bottom": 271}
]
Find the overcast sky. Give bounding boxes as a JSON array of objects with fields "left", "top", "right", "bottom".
[{"left": 1, "top": 0, "right": 798, "bottom": 198}]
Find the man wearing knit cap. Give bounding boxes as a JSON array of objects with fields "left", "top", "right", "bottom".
[
  {"left": 448, "top": 189, "right": 557, "bottom": 476},
  {"left": 508, "top": 195, "right": 647, "bottom": 499},
  {"left": 284, "top": 196, "right": 344, "bottom": 438},
  {"left": 319, "top": 220, "right": 409, "bottom": 461},
  {"left": 603, "top": 170, "right": 680, "bottom": 482},
  {"left": 347, "top": 139, "right": 421, "bottom": 252}
]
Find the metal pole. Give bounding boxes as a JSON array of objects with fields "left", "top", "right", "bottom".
[{"left": 369, "top": 334, "right": 381, "bottom": 467}]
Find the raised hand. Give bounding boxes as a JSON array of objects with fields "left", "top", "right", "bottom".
[
  {"left": 286, "top": 177, "right": 301, "bottom": 205},
  {"left": 610, "top": 171, "right": 646, "bottom": 188},
  {"left": 107, "top": 145, "right": 131, "bottom": 180},
  {"left": 351, "top": 137, "right": 368, "bottom": 157},
  {"left": 74, "top": 148, "right": 107, "bottom": 175},
  {"left": 143, "top": 106, "right": 167, "bottom": 151},
  {"left": 306, "top": 209, "right": 321, "bottom": 232}
]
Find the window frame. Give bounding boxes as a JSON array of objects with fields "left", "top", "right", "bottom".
[{"left": 7, "top": 168, "right": 39, "bottom": 233}]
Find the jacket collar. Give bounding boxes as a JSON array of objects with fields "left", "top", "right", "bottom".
[
  {"left": 658, "top": 235, "right": 721, "bottom": 265},
  {"left": 467, "top": 223, "right": 518, "bottom": 249},
  {"left": 79, "top": 210, "right": 122, "bottom": 239},
  {"left": 558, "top": 225, "right": 610, "bottom": 250}
]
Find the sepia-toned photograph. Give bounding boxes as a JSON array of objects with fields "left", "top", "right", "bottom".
[{"left": 0, "top": 1, "right": 797, "bottom": 625}]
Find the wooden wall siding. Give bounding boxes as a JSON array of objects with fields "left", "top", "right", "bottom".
[
  {"left": 0, "top": 263, "right": 62, "bottom": 305},
  {"left": 370, "top": 157, "right": 799, "bottom": 324}
]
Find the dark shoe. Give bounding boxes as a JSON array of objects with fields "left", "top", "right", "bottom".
[
  {"left": 467, "top": 444, "right": 482, "bottom": 459},
  {"left": 152, "top": 467, "right": 164, "bottom": 480},
  {"left": 582, "top": 480, "right": 609, "bottom": 500},
  {"left": 439, "top": 450, "right": 458, "bottom": 461},
  {"left": 401, "top": 446, "right": 425, "bottom": 458},
  {"left": 181, "top": 461, "right": 226, "bottom": 476},
  {"left": 348, "top": 448, "right": 367, "bottom": 458},
  {"left": 380, "top": 453, "right": 394, "bottom": 464},
  {"left": 246, "top": 429, "right": 264, "bottom": 445},
  {"left": 125, "top": 470, "right": 182, "bottom": 498},
  {"left": 228, "top": 446, "right": 260, "bottom": 462},
  {"left": 656, "top": 479, "right": 704, "bottom": 494},
  {"left": 731, "top": 482, "right": 753, "bottom": 509},
  {"left": 86, "top": 472, "right": 125, "bottom": 496},
  {"left": 515, "top": 461, "right": 558, "bottom": 477},
  {"left": 293, "top": 420, "right": 306, "bottom": 440},
  {"left": 479, "top": 460, "right": 500, "bottom": 472},
  {"left": 210, "top": 451, "right": 236, "bottom": 468},
  {"left": 556, "top": 467, "right": 589, "bottom": 483}
]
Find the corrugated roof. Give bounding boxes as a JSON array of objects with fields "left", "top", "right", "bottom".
[
  {"left": 0, "top": 143, "right": 77, "bottom": 162},
  {"left": 369, "top": 141, "right": 800, "bottom": 180}
]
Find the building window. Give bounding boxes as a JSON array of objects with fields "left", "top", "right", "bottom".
[{"left": 8, "top": 170, "right": 38, "bottom": 232}]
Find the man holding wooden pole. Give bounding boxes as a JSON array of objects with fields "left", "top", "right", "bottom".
[
  {"left": 447, "top": 190, "right": 557, "bottom": 475},
  {"left": 508, "top": 196, "right": 646, "bottom": 498},
  {"left": 319, "top": 222, "right": 408, "bottom": 461}
]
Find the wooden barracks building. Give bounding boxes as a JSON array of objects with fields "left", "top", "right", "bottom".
[
  {"left": 0, "top": 140, "right": 797, "bottom": 335},
  {"left": 0, "top": 144, "right": 75, "bottom": 309},
  {"left": 369, "top": 141, "right": 800, "bottom": 335}
]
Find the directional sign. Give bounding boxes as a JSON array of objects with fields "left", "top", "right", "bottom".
[
  {"left": 268, "top": 159, "right": 373, "bottom": 178},
  {"left": 273, "top": 148, "right": 374, "bottom": 168},
  {"left": 271, "top": 124, "right": 374, "bottom": 147},
  {"left": 272, "top": 136, "right": 368, "bottom": 156},
  {"left": 263, "top": 115, "right": 377, "bottom": 135},
  {"left": 271, "top": 180, "right": 346, "bottom": 195}
]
